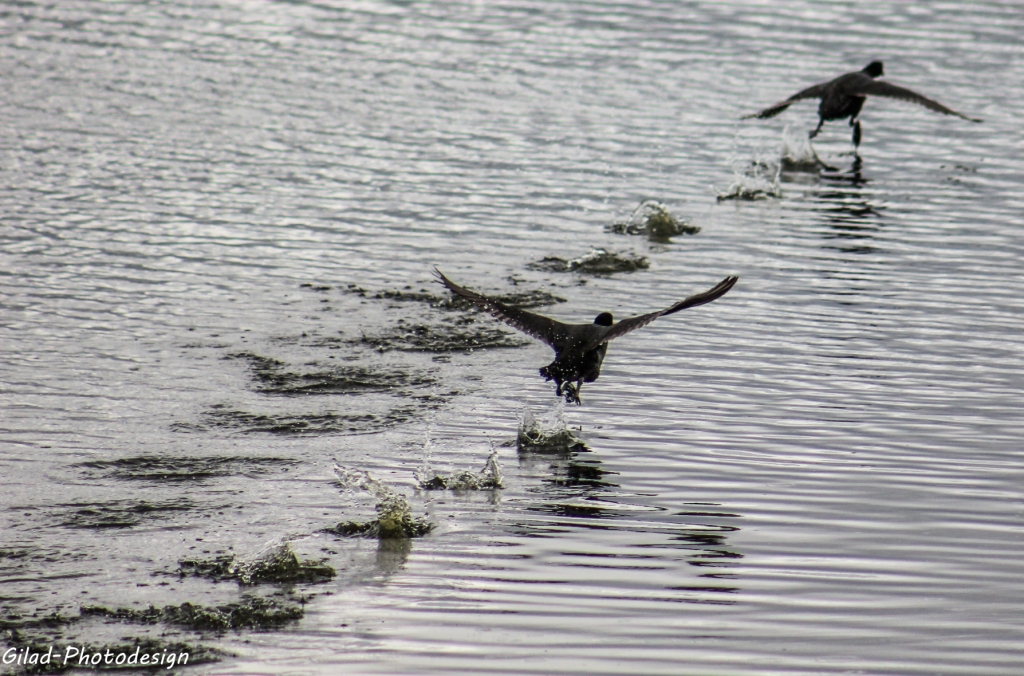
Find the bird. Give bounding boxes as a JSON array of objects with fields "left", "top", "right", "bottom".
[
  {"left": 743, "top": 61, "right": 981, "bottom": 149},
  {"left": 433, "top": 268, "right": 738, "bottom": 405}
]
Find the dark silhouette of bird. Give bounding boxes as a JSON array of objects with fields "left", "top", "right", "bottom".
[
  {"left": 434, "top": 269, "right": 738, "bottom": 405},
  {"left": 743, "top": 61, "right": 981, "bottom": 149}
]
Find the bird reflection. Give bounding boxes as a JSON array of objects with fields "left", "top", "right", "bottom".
[
  {"left": 513, "top": 437, "right": 743, "bottom": 599},
  {"left": 788, "top": 164, "right": 884, "bottom": 255},
  {"left": 517, "top": 436, "right": 618, "bottom": 490}
]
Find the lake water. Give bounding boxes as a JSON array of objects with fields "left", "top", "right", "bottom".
[{"left": 2, "top": 1, "right": 1023, "bottom": 674}]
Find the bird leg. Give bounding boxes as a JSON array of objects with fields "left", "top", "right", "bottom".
[
  {"left": 809, "top": 117, "right": 825, "bottom": 139},
  {"left": 851, "top": 119, "right": 862, "bottom": 148}
]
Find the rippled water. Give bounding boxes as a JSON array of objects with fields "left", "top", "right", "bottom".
[{"left": 2, "top": 1, "right": 1023, "bottom": 674}]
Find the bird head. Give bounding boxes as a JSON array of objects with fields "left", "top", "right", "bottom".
[
  {"left": 863, "top": 61, "right": 884, "bottom": 78},
  {"left": 593, "top": 312, "right": 614, "bottom": 326}
]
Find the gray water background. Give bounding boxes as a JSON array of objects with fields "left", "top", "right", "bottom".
[{"left": 2, "top": 1, "right": 1023, "bottom": 674}]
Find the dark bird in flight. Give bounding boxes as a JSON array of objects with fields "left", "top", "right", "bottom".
[
  {"left": 434, "top": 269, "right": 738, "bottom": 405},
  {"left": 743, "top": 61, "right": 981, "bottom": 149}
]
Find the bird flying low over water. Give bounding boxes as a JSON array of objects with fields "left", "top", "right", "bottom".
[
  {"left": 434, "top": 268, "right": 738, "bottom": 405},
  {"left": 743, "top": 61, "right": 981, "bottom": 149}
]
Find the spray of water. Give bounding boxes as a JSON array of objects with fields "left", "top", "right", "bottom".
[
  {"left": 417, "top": 450, "right": 503, "bottom": 490},
  {"left": 214, "top": 539, "right": 335, "bottom": 585},
  {"left": 781, "top": 126, "right": 832, "bottom": 171},
  {"left": 717, "top": 151, "right": 782, "bottom": 201},
  {"left": 517, "top": 402, "right": 580, "bottom": 451},
  {"left": 332, "top": 464, "right": 433, "bottom": 538}
]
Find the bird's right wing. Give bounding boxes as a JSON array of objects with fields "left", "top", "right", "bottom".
[
  {"left": 593, "top": 276, "right": 738, "bottom": 347},
  {"left": 742, "top": 82, "right": 827, "bottom": 119},
  {"left": 857, "top": 80, "right": 982, "bottom": 122},
  {"left": 433, "top": 269, "right": 565, "bottom": 350}
]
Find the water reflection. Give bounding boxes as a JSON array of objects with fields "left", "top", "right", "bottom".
[
  {"left": 786, "top": 161, "right": 886, "bottom": 255},
  {"left": 373, "top": 537, "right": 412, "bottom": 579},
  {"left": 518, "top": 437, "right": 618, "bottom": 490},
  {"left": 514, "top": 438, "right": 743, "bottom": 601},
  {"left": 819, "top": 154, "right": 867, "bottom": 186},
  {"left": 671, "top": 504, "right": 743, "bottom": 595},
  {"left": 8, "top": 0, "right": 1021, "bottom": 669}
]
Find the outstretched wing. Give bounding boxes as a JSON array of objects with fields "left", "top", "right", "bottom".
[
  {"left": 592, "top": 276, "right": 738, "bottom": 347},
  {"left": 433, "top": 268, "right": 566, "bottom": 350},
  {"left": 857, "top": 80, "right": 981, "bottom": 121},
  {"left": 742, "top": 82, "right": 828, "bottom": 120}
]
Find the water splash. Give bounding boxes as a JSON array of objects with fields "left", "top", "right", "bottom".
[
  {"left": 330, "top": 465, "right": 433, "bottom": 538},
  {"left": 175, "top": 540, "right": 335, "bottom": 585},
  {"left": 607, "top": 201, "right": 700, "bottom": 241},
  {"left": 417, "top": 450, "right": 504, "bottom": 490},
  {"left": 780, "top": 127, "right": 833, "bottom": 172},
  {"left": 517, "top": 403, "right": 580, "bottom": 451},
  {"left": 568, "top": 248, "right": 649, "bottom": 273},
  {"left": 718, "top": 142, "right": 783, "bottom": 201},
  {"left": 528, "top": 249, "right": 649, "bottom": 274},
  {"left": 227, "top": 540, "right": 334, "bottom": 585},
  {"left": 83, "top": 598, "right": 304, "bottom": 632}
]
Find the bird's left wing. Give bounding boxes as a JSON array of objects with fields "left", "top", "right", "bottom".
[
  {"left": 591, "top": 276, "right": 738, "bottom": 348},
  {"left": 433, "top": 269, "right": 565, "bottom": 350},
  {"left": 857, "top": 80, "right": 982, "bottom": 122},
  {"left": 742, "top": 82, "right": 828, "bottom": 120}
]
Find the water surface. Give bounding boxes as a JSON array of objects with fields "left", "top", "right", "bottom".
[{"left": 2, "top": 1, "right": 1023, "bottom": 674}]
